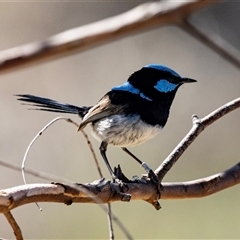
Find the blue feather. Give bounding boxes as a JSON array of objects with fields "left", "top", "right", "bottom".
[
  {"left": 145, "top": 64, "right": 181, "bottom": 78},
  {"left": 112, "top": 82, "right": 152, "bottom": 101},
  {"left": 154, "top": 80, "right": 178, "bottom": 93}
]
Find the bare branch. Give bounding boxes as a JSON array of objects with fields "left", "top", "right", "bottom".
[
  {"left": 180, "top": 19, "right": 240, "bottom": 70},
  {"left": 156, "top": 97, "right": 240, "bottom": 181},
  {"left": 81, "top": 128, "right": 104, "bottom": 178},
  {"left": 107, "top": 203, "right": 114, "bottom": 240},
  {"left": 163, "top": 162, "right": 240, "bottom": 199},
  {"left": 0, "top": 0, "right": 215, "bottom": 74},
  {"left": 201, "top": 97, "right": 240, "bottom": 127},
  {"left": 3, "top": 211, "right": 23, "bottom": 240},
  {"left": 0, "top": 161, "right": 239, "bottom": 213}
]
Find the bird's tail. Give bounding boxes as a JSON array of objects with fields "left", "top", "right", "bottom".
[{"left": 16, "top": 94, "right": 91, "bottom": 118}]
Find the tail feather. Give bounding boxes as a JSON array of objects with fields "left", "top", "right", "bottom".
[{"left": 16, "top": 94, "right": 91, "bottom": 118}]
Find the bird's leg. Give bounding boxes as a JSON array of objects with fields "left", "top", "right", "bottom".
[
  {"left": 100, "top": 142, "right": 128, "bottom": 183},
  {"left": 121, "top": 147, "right": 143, "bottom": 164},
  {"left": 121, "top": 147, "right": 161, "bottom": 197},
  {"left": 99, "top": 142, "right": 131, "bottom": 201},
  {"left": 99, "top": 142, "right": 116, "bottom": 180}
]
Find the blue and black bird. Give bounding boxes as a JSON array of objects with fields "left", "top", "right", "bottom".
[{"left": 16, "top": 64, "right": 196, "bottom": 185}]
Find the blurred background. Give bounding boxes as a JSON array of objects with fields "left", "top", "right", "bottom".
[{"left": 0, "top": 1, "right": 240, "bottom": 239}]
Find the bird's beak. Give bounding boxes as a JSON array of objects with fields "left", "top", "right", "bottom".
[{"left": 181, "top": 78, "right": 197, "bottom": 84}]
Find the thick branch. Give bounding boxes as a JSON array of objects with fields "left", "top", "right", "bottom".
[
  {"left": 0, "top": 0, "right": 215, "bottom": 74},
  {"left": 0, "top": 161, "right": 239, "bottom": 212}
]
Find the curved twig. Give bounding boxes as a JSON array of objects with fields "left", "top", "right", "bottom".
[{"left": 19, "top": 116, "right": 131, "bottom": 240}]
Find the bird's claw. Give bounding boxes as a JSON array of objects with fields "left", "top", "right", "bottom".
[
  {"left": 111, "top": 175, "right": 131, "bottom": 201},
  {"left": 112, "top": 175, "right": 129, "bottom": 191},
  {"left": 148, "top": 169, "right": 161, "bottom": 199}
]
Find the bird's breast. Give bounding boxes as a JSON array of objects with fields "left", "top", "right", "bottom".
[{"left": 91, "top": 114, "right": 161, "bottom": 147}]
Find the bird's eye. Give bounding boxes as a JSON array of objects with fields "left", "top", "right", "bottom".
[{"left": 168, "top": 77, "right": 175, "bottom": 83}]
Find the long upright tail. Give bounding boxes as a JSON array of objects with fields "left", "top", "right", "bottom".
[{"left": 16, "top": 94, "right": 91, "bottom": 118}]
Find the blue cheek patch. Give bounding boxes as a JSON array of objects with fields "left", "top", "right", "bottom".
[
  {"left": 154, "top": 80, "right": 178, "bottom": 93},
  {"left": 112, "top": 82, "right": 152, "bottom": 101}
]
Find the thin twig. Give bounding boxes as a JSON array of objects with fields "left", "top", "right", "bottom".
[
  {"left": 19, "top": 116, "right": 132, "bottom": 240},
  {"left": 0, "top": 159, "right": 72, "bottom": 183},
  {"left": 21, "top": 117, "right": 79, "bottom": 211},
  {"left": 65, "top": 118, "right": 104, "bottom": 178},
  {"left": 22, "top": 117, "right": 74, "bottom": 185},
  {"left": 107, "top": 203, "right": 114, "bottom": 240},
  {"left": 4, "top": 211, "right": 23, "bottom": 240},
  {"left": 81, "top": 124, "right": 115, "bottom": 240},
  {"left": 81, "top": 124, "right": 116, "bottom": 240},
  {"left": 80, "top": 129, "right": 103, "bottom": 178},
  {"left": 156, "top": 115, "right": 204, "bottom": 181},
  {"left": 201, "top": 97, "right": 240, "bottom": 126}
]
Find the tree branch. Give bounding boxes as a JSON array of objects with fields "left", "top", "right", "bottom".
[
  {"left": 3, "top": 211, "right": 23, "bottom": 240},
  {"left": 180, "top": 19, "right": 240, "bottom": 70},
  {"left": 0, "top": 0, "right": 215, "bottom": 74},
  {"left": 0, "top": 161, "right": 239, "bottom": 213},
  {"left": 156, "top": 97, "right": 240, "bottom": 181}
]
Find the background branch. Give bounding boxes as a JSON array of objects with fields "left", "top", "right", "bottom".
[
  {"left": 0, "top": 0, "right": 216, "bottom": 75},
  {"left": 180, "top": 19, "right": 240, "bottom": 70}
]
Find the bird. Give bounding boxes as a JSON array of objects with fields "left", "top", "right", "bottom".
[{"left": 16, "top": 64, "right": 196, "bottom": 186}]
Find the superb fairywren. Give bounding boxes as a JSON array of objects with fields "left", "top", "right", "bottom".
[{"left": 17, "top": 64, "right": 196, "bottom": 184}]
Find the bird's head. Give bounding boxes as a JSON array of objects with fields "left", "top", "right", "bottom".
[
  {"left": 112, "top": 64, "right": 196, "bottom": 101},
  {"left": 130, "top": 64, "right": 196, "bottom": 94}
]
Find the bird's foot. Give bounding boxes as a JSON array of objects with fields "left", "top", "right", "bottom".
[
  {"left": 111, "top": 176, "right": 131, "bottom": 202},
  {"left": 141, "top": 162, "right": 161, "bottom": 199},
  {"left": 111, "top": 165, "right": 131, "bottom": 201},
  {"left": 148, "top": 169, "right": 162, "bottom": 199},
  {"left": 114, "top": 164, "right": 131, "bottom": 183},
  {"left": 112, "top": 174, "right": 129, "bottom": 191}
]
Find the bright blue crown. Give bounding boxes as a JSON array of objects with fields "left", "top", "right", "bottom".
[{"left": 144, "top": 64, "right": 181, "bottom": 78}]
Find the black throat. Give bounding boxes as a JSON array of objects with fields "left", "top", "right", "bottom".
[{"left": 108, "top": 90, "right": 178, "bottom": 127}]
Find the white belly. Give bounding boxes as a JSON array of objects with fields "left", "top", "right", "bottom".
[{"left": 91, "top": 114, "right": 161, "bottom": 147}]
